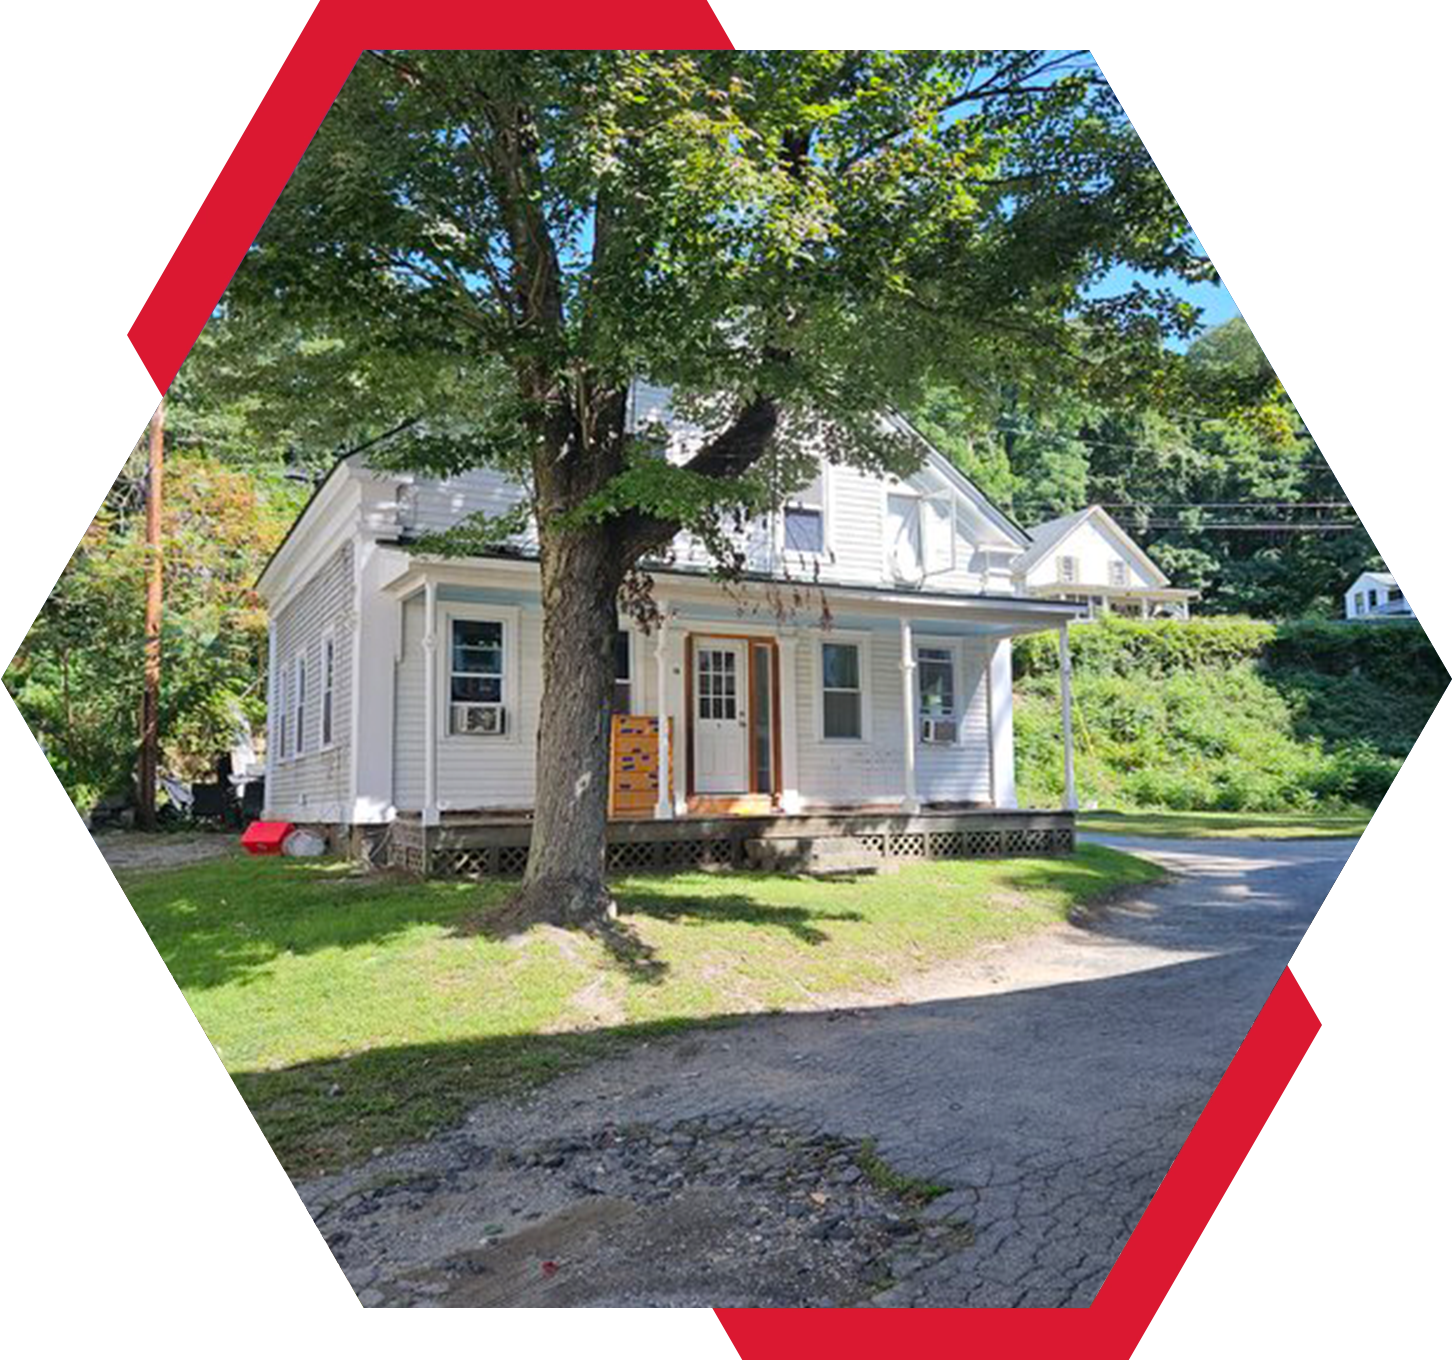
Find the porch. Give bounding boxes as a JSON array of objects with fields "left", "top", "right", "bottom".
[
  {"left": 386, "top": 806, "right": 1077, "bottom": 879},
  {"left": 384, "top": 558, "right": 1086, "bottom": 834}
]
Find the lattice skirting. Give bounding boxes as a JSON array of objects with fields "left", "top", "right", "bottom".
[{"left": 387, "top": 820, "right": 1073, "bottom": 879}]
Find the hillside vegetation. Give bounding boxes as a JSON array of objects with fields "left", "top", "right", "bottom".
[{"left": 1014, "top": 618, "right": 1448, "bottom": 814}]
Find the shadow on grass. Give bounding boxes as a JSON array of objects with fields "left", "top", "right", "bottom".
[
  {"left": 234, "top": 1015, "right": 729, "bottom": 1179},
  {"left": 129, "top": 851, "right": 876, "bottom": 996},
  {"left": 618, "top": 878, "right": 867, "bottom": 946}
]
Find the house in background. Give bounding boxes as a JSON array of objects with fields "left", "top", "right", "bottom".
[
  {"left": 1344, "top": 570, "right": 1413, "bottom": 621},
  {"left": 255, "top": 388, "right": 1083, "bottom": 876},
  {"left": 1013, "top": 505, "right": 1196, "bottom": 620}
]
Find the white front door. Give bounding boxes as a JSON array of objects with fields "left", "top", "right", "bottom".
[{"left": 694, "top": 640, "right": 749, "bottom": 793}]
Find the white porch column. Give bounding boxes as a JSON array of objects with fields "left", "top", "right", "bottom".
[
  {"left": 987, "top": 637, "right": 1017, "bottom": 809},
  {"left": 899, "top": 618, "right": 920, "bottom": 812},
  {"left": 777, "top": 633, "right": 802, "bottom": 814},
  {"left": 654, "top": 618, "right": 674, "bottom": 820},
  {"left": 422, "top": 579, "right": 440, "bottom": 826},
  {"left": 1059, "top": 620, "right": 1078, "bottom": 812}
]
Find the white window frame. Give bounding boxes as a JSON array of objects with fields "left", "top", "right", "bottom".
[
  {"left": 612, "top": 625, "right": 634, "bottom": 716},
  {"left": 814, "top": 630, "right": 873, "bottom": 743},
  {"left": 883, "top": 484, "right": 956, "bottom": 582},
  {"left": 439, "top": 603, "right": 522, "bottom": 745},
  {"left": 291, "top": 652, "right": 307, "bottom": 759},
  {"left": 319, "top": 628, "right": 337, "bottom": 751},
  {"left": 1108, "top": 559, "right": 1129, "bottom": 588},
  {"left": 779, "top": 460, "right": 830, "bottom": 562},
  {"left": 1354, "top": 591, "right": 1366, "bottom": 616},
  {"left": 273, "top": 655, "right": 288, "bottom": 765},
  {"left": 916, "top": 639, "right": 959, "bottom": 745},
  {"left": 1057, "top": 554, "right": 1079, "bottom": 584}
]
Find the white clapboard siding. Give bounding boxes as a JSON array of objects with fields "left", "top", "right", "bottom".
[
  {"left": 1021, "top": 514, "right": 1161, "bottom": 591},
  {"left": 790, "top": 629, "right": 992, "bottom": 808},
  {"left": 267, "top": 542, "right": 354, "bottom": 822},
  {"left": 393, "top": 595, "right": 547, "bottom": 812}
]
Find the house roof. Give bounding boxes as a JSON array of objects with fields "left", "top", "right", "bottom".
[
  {"left": 257, "top": 389, "right": 1031, "bottom": 596},
  {"left": 1350, "top": 570, "right": 1397, "bottom": 588},
  {"left": 1013, "top": 505, "right": 1171, "bottom": 588}
]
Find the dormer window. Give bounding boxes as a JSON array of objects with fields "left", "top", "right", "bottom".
[
  {"left": 887, "top": 493, "right": 924, "bottom": 578},
  {"left": 784, "top": 505, "right": 824, "bottom": 553},
  {"left": 783, "top": 470, "right": 826, "bottom": 556}
]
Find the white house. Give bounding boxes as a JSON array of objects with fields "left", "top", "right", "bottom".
[
  {"left": 1013, "top": 505, "right": 1195, "bottom": 619},
  {"left": 256, "top": 392, "right": 1083, "bottom": 872},
  {"left": 1344, "top": 570, "right": 1413, "bottom": 621}
]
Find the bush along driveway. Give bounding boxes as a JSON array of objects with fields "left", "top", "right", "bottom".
[{"left": 291, "top": 834, "right": 1353, "bottom": 1307}]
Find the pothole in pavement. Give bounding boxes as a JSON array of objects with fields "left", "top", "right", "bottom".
[{"left": 330, "top": 1113, "right": 974, "bottom": 1307}]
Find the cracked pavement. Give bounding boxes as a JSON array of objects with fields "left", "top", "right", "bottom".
[{"left": 305, "top": 835, "right": 1353, "bottom": 1307}]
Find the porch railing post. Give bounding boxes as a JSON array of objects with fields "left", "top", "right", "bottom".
[
  {"left": 654, "top": 618, "right": 673, "bottom": 820},
  {"left": 777, "top": 632, "right": 802, "bottom": 814},
  {"left": 1059, "top": 620, "right": 1078, "bottom": 812},
  {"left": 900, "top": 617, "right": 920, "bottom": 812},
  {"left": 422, "top": 579, "right": 440, "bottom": 827}
]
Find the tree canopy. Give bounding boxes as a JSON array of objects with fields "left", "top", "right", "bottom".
[
  {"left": 4, "top": 388, "right": 304, "bottom": 813},
  {"left": 220, "top": 50, "right": 1211, "bottom": 535},
  {"left": 912, "top": 318, "right": 1379, "bottom": 615}
]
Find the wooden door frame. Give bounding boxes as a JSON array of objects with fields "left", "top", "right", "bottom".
[{"left": 684, "top": 632, "right": 782, "bottom": 802}]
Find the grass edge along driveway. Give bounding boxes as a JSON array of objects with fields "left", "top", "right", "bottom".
[
  {"left": 122, "top": 845, "right": 1163, "bottom": 1178},
  {"left": 1077, "top": 808, "right": 1370, "bottom": 840}
]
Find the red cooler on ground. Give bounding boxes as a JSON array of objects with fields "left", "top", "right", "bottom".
[{"left": 241, "top": 821, "right": 294, "bottom": 856}]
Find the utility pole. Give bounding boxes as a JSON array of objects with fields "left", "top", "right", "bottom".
[{"left": 137, "top": 399, "right": 165, "bottom": 831}]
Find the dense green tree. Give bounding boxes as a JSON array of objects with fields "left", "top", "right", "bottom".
[
  {"left": 917, "top": 318, "right": 1379, "bottom": 615},
  {"left": 216, "top": 49, "right": 1208, "bottom": 924},
  {"left": 5, "top": 406, "right": 303, "bottom": 815}
]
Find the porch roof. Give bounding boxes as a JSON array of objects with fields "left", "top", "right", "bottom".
[{"left": 383, "top": 550, "right": 1086, "bottom": 637}]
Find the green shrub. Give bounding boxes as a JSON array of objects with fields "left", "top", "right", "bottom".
[{"left": 1013, "top": 619, "right": 1446, "bottom": 815}]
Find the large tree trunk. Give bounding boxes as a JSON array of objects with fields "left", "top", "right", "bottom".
[{"left": 513, "top": 521, "right": 626, "bottom": 926}]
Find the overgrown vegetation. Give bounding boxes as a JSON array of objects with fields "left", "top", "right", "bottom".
[{"left": 1015, "top": 617, "right": 1447, "bottom": 813}]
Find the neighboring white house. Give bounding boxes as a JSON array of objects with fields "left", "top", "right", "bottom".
[
  {"left": 1012, "top": 505, "right": 1196, "bottom": 620},
  {"left": 256, "top": 391, "right": 1085, "bottom": 846},
  {"left": 1344, "top": 570, "right": 1413, "bottom": 621}
]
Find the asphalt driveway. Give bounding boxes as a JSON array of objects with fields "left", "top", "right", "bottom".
[{"left": 305, "top": 835, "right": 1353, "bottom": 1307}]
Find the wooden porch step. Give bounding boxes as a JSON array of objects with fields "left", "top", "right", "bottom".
[{"left": 743, "top": 835, "right": 881, "bottom": 877}]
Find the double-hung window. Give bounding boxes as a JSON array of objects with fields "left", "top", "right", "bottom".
[
  {"left": 821, "top": 642, "right": 862, "bottom": 740},
  {"left": 784, "top": 470, "right": 826, "bottom": 555},
  {"left": 274, "top": 662, "right": 287, "bottom": 762},
  {"left": 292, "top": 655, "right": 306, "bottom": 758},
  {"left": 1108, "top": 559, "right": 1128, "bottom": 587},
  {"left": 917, "top": 646, "right": 957, "bottom": 744},
  {"left": 320, "top": 634, "right": 336, "bottom": 748},
  {"left": 1057, "top": 555, "right": 1079, "bottom": 584},
  {"left": 449, "top": 618, "right": 507, "bottom": 735}
]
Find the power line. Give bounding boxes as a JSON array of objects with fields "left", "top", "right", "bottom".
[
  {"left": 1140, "top": 523, "right": 1365, "bottom": 533},
  {"left": 1101, "top": 501, "right": 1352, "bottom": 510}
]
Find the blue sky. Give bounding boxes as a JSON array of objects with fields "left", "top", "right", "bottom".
[{"left": 1093, "top": 260, "right": 1241, "bottom": 349}]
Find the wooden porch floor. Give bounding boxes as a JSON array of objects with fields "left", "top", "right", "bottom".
[{"left": 386, "top": 806, "right": 1076, "bottom": 878}]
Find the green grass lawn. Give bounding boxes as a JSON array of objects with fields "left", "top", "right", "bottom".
[
  {"left": 121, "top": 846, "right": 1162, "bottom": 1177},
  {"left": 1077, "top": 808, "right": 1371, "bottom": 840}
]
